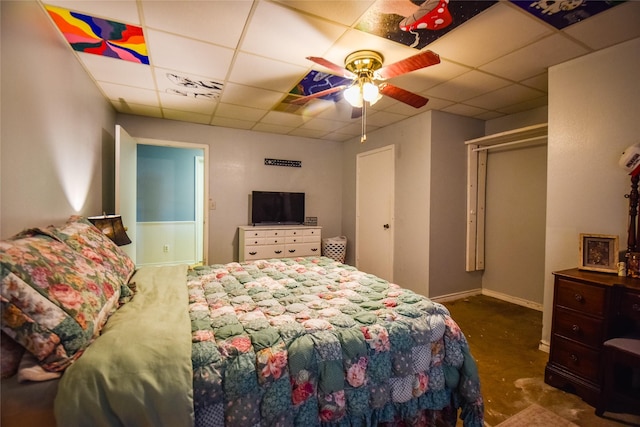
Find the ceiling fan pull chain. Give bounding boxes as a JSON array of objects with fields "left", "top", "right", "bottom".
[{"left": 361, "top": 101, "right": 367, "bottom": 143}]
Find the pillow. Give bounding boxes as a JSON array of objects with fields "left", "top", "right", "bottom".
[
  {"left": 1, "top": 331, "right": 25, "bottom": 378},
  {"left": 45, "top": 216, "right": 135, "bottom": 290},
  {"left": 0, "top": 231, "right": 121, "bottom": 372}
]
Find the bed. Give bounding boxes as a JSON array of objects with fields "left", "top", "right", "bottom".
[{"left": 1, "top": 216, "right": 484, "bottom": 427}]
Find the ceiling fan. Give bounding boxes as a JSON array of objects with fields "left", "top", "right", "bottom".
[{"left": 292, "top": 49, "right": 440, "bottom": 142}]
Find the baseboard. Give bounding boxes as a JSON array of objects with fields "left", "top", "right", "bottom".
[
  {"left": 430, "top": 288, "right": 482, "bottom": 303},
  {"left": 538, "top": 340, "right": 550, "bottom": 353},
  {"left": 481, "top": 288, "right": 543, "bottom": 311}
]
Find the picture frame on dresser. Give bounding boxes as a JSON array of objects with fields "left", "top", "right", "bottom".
[{"left": 579, "top": 233, "right": 619, "bottom": 274}]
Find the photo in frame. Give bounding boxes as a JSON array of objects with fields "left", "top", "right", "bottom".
[{"left": 578, "top": 233, "right": 619, "bottom": 273}]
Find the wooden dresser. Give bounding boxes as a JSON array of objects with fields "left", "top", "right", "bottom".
[
  {"left": 238, "top": 225, "right": 321, "bottom": 261},
  {"left": 545, "top": 268, "right": 640, "bottom": 406}
]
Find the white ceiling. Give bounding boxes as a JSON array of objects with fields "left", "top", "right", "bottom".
[{"left": 39, "top": 0, "right": 640, "bottom": 142}]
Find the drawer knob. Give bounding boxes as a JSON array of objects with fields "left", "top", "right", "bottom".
[
  {"left": 633, "top": 303, "right": 640, "bottom": 312},
  {"left": 275, "top": 250, "right": 282, "bottom": 254},
  {"left": 311, "top": 248, "right": 318, "bottom": 252},
  {"left": 288, "top": 249, "right": 295, "bottom": 253},
  {"left": 571, "top": 324, "right": 580, "bottom": 332},
  {"left": 574, "top": 293, "right": 584, "bottom": 302},
  {"left": 570, "top": 354, "right": 579, "bottom": 362},
  {"left": 249, "top": 251, "right": 257, "bottom": 255}
]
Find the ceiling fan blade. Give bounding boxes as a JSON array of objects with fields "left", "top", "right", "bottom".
[
  {"left": 306, "top": 56, "right": 356, "bottom": 79},
  {"left": 375, "top": 50, "right": 441, "bottom": 80},
  {"left": 351, "top": 107, "right": 363, "bottom": 119},
  {"left": 379, "top": 83, "right": 429, "bottom": 108},
  {"left": 290, "top": 85, "right": 348, "bottom": 105}
]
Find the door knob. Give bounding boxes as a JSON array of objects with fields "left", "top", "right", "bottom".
[{"left": 383, "top": 224, "right": 389, "bottom": 229}]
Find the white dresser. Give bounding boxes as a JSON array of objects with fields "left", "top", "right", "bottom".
[{"left": 238, "top": 225, "right": 322, "bottom": 261}]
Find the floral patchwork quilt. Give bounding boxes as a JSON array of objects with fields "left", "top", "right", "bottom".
[{"left": 187, "top": 257, "right": 483, "bottom": 427}]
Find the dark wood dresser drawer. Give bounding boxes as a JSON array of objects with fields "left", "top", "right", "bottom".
[
  {"left": 619, "top": 290, "right": 640, "bottom": 322},
  {"left": 556, "top": 278, "right": 606, "bottom": 315},
  {"left": 551, "top": 336, "right": 600, "bottom": 382},
  {"left": 554, "top": 308, "right": 604, "bottom": 348}
]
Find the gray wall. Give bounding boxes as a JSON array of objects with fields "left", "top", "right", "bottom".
[
  {"left": 115, "top": 115, "right": 343, "bottom": 264},
  {"left": 137, "top": 145, "right": 202, "bottom": 222},
  {"left": 0, "top": 0, "right": 116, "bottom": 238},
  {"left": 542, "top": 37, "right": 640, "bottom": 346},
  {"left": 340, "top": 110, "right": 484, "bottom": 298},
  {"left": 481, "top": 107, "right": 549, "bottom": 306}
]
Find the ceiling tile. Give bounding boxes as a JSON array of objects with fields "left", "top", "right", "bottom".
[
  {"left": 43, "top": 0, "right": 140, "bottom": 24},
  {"left": 426, "top": 70, "right": 511, "bottom": 102},
  {"left": 215, "top": 103, "right": 268, "bottom": 122},
  {"left": 210, "top": 116, "right": 256, "bottom": 130},
  {"left": 389, "top": 59, "right": 471, "bottom": 94},
  {"left": 520, "top": 72, "right": 548, "bottom": 92},
  {"left": 288, "top": 128, "right": 332, "bottom": 139},
  {"left": 162, "top": 109, "right": 211, "bottom": 125},
  {"left": 427, "top": 2, "right": 552, "bottom": 67},
  {"left": 220, "top": 83, "right": 285, "bottom": 110},
  {"left": 140, "top": 0, "right": 252, "bottom": 49},
  {"left": 480, "top": 33, "right": 590, "bottom": 82},
  {"left": 442, "top": 103, "right": 487, "bottom": 117},
  {"left": 158, "top": 92, "right": 217, "bottom": 115},
  {"left": 241, "top": 1, "right": 348, "bottom": 67},
  {"left": 145, "top": 29, "right": 235, "bottom": 80},
  {"left": 564, "top": 2, "right": 640, "bottom": 50},
  {"left": 252, "top": 123, "right": 296, "bottom": 135},
  {"left": 78, "top": 52, "right": 155, "bottom": 89},
  {"left": 273, "top": 0, "right": 375, "bottom": 26},
  {"left": 228, "top": 53, "right": 308, "bottom": 92},
  {"left": 99, "top": 82, "right": 159, "bottom": 106},
  {"left": 261, "top": 111, "right": 309, "bottom": 127},
  {"left": 465, "top": 84, "right": 545, "bottom": 110},
  {"left": 111, "top": 100, "right": 162, "bottom": 118}
]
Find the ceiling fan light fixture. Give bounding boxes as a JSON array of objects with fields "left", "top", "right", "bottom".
[
  {"left": 344, "top": 84, "right": 363, "bottom": 108},
  {"left": 362, "top": 81, "right": 379, "bottom": 103}
]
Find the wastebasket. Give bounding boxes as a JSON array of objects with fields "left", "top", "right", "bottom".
[{"left": 322, "top": 236, "right": 347, "bottom": 263}]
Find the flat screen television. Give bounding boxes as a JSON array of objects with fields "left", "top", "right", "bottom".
[{"left": 251, "top": 191, "right": 305, "bottom": 225}]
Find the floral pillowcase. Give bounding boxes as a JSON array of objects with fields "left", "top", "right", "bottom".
[{"left": 0, "top": 217, "right": 135, "bottom": 376}]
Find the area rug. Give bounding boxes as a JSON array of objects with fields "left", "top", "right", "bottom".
[{"left": 495, "top": 404, "right": 579, "bottom": 427}]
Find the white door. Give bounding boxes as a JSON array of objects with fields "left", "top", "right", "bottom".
[
  {"left": 356, "top": 145, "right": 394, "bottom": 281},
  {"left": 115, "top": 125, "right": 137, "bottom": 263}
]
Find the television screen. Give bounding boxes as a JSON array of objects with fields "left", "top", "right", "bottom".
[{"left": 251, "top": 191, "right": 305, "bottom": 225}]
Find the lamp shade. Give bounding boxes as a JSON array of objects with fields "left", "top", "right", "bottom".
[{"left": 88, "top": 215, "right": 132, "bottom": 246}]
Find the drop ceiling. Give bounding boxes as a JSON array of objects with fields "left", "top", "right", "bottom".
[{"left": 38, "top": 0, "right": 640, "bottom": 142}]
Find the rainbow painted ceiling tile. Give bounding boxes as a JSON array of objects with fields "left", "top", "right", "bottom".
[{"left": 45, "top": 5, "right": 148, "bottom": 64}]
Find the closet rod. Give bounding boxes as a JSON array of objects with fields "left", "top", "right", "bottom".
[{"left": 471, "top": 135, "right": 547, "bottom": 152}]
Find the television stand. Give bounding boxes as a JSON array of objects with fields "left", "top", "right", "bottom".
[{"left": 238, "top": 225, "right": 322, "bottom": 261}]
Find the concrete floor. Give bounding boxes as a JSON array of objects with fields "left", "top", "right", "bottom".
[{"left": 443, "top": 295, "right": 640, "bottom": 427}]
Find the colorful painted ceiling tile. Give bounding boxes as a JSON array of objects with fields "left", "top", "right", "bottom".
[
  {"left": 356, "top": 0, "right": 497, "bottom": 50},
  {"left": 510, "top": 0, "right": 626, "bottom": 30},
  {"left": 45, "top": 5, "right": 148, "bottom": 64}
]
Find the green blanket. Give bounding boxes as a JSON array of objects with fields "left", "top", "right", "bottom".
[{"left": 54, "top": 265, "right": 194, "bottom": 427}]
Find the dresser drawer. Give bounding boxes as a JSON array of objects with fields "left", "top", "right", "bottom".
[
  {"left": 245, "top": 237, "right": 265, "bottom": 246},
  {"left": 554, "top": 308, "right": 604, "bottom": 348},
  {"left": 245, "top": 245, "right": 285, "bottom": 260},
  {"left": 266, "top": 230, "right": 286, "bottom": 238},
  {"left": 285, "top": 229, "right": 304, "bottom": 237},
  {"left": 265, "top": 237, "right": 285, "bottom": 245},
  {"left": 556, "top": 278, "right": 606, "bottom": 315},
  {"left": 303, "top": 228, "right": 321, "bottom": 238},
  {"left": 285, "top": 235, "right": 303, "bottom": 244},
  {"left": 619, "top": 289, "right": 640, "bottom": 322},
  {"left": 551, "top": 336, "right": 600, "bottom": 382},
  {"left": 285, "top": 243, "right": 320, "bottom": 257},
  {"left": 244, "top": 229, "right": 266, "bottom": 238}
]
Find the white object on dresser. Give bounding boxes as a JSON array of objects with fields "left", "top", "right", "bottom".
[{"left": 239, "top": 226, "right": 322, "bottom": 261}]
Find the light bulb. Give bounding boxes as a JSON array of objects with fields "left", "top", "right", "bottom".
[
  {"left": 362, "top": 81, "right": 379, "bottom": 102},
  {"left": 344, "top": 85, "right": 363, "bottom": 108}
]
